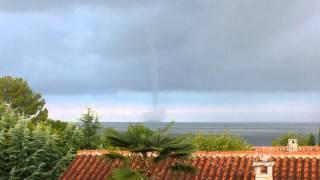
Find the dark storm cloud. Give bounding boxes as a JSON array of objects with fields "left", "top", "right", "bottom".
[
  {"left": 0, "top": 0, "right": 319, "bottom": 94},
  {"left": 0, "top": 0, "right": 149, "bottom": 11}
]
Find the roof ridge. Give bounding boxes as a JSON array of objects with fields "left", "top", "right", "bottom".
[{"left": 77, "top": 148, "right": 320, "bottom": 158}]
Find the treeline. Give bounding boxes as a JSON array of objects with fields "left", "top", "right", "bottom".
[
  {"left": 0, "top": 101, "right": 103, "bottom": 179},
  {"left": 272, "top": 132, "right": 318, "bottom": 146},
  {"left": 0, "top": 76, "right": 105, "bottom": 179}
]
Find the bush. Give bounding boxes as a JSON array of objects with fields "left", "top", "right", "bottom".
[
  {"left": 0, "top": 102, "right": 20, "bottom": 131},
  {"left": 189, "top": 132, "right": 251, "bottom": 151},
  {"left": 272, "top": 133, "right": 312, "bottom": 146},
  {"left": 0, "top": 101, "right": 77, "bottom": 179}
]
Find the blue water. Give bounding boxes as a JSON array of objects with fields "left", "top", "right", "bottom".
[{"left": 101, "top": 122, "right": 320, "bottom": 146}]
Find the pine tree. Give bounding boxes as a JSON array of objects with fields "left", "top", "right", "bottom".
[
  {"left": 79, "top": 108, "right": 101, "bottom": 149},
  {"left": 0, "top": 76, "right": 47, "bottom": 122},
  {"left": 307, "top": 133, "right": 316, "bottom": 146}
]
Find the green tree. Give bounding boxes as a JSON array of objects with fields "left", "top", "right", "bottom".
[
  {"left": 272, "top": 133, "right": 310, "bottom": 146},
  {"left": 103, "top": 122, "right": 197, "bottom": 180},
  {"left": 189, "top": 132, "right": 251, "bottom": 151},
  {"left": 307, "top": 133, "right": 316, "bottom": 146},
  {"left": 46, "top": 119, "right": 68, "bottom": 131},
  {"left": 79, "top": 108, "right": 101, "bottom": 149},
  {"left": 0, "top": 101, "right": 75, "bottom": 179},
  {"left": 0, "top": 76, "right": 47, "bottom": 122},
  {"left": 59, "top": 123, "right": 84, "bottom": 150}
]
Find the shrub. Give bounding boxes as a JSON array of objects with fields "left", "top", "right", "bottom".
[
  {"left": 189, "top": 132, "right": 251, "bottom": 151},
  {"left": 0, "top": 102, "right": 20, "bottom": 131},
  {"left": 0, "top": 103, "right": 75, "bottom": 179},
  {"left": 272, "top": 133, "right": 311, "bottom": 146}
]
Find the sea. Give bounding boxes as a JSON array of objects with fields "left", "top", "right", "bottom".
[{"left": 101, "top": 122, "right": 320, "bottom": 146}]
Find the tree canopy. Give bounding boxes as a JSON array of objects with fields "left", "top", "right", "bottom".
[{"left": 0, "top": 76, "right": 47, "bottom": 122}]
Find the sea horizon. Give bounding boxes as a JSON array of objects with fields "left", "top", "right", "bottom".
[{"left": 101, "top": 122, "right": 320, "bottom": 146}]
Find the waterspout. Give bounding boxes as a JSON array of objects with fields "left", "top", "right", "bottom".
[{"left": 144, "top": 37, "right": 164, "bottom": 122}]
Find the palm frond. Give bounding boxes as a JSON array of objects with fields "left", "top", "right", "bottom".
[
  {"left": 153, "top": 152, "right": 169, "bottom": 163},
  {"left": 148, "top": 132, "right": 171, "bottom": 148},
  {"left": 127, "top": 124, "right": 153, "bottom": 144},
  {"left": 168, "top": 153, "right": 191, "bottom": 159},
  {"left": 104, "top": 128, "right": 122, "bottom": 137},
  {"left": 171, "top": 163, "right": 197, "bottom": 175},
  {"left": 102, "top": 152, "right": 128, "bottom": 163},
  {"left": 103, "top": 122, "right": 197, "bottom": 179},
  {"left": 107, "top": 136, "right": 131, "bottom": 148},
  {"left": 105, "top": 128, "right": 131, "bottom": 148},
  {"left": 130, "top": 148, "right": 158, "bottom": 153},
  {"left": 159, "top": 121, "right": 174, "bottom": 133},
  {"left": 162, "top": 144, "right": 196, "bottom": 154},
  {"left": 109, "top": 167, "right": 145, "bottom": 180},
  {"left": 170, "top": 134, "right": 191, "bottom": 144}
]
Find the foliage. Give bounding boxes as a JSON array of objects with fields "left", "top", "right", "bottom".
[
  {"left": 272, "top": 133, "right": 311, "bottom": 146},
  {"left": 307, "top": 133, "right": 316, "bottom": 146},
  {"left": 79, "top": 108, "right": 102, "bottom": 149},
  {"left": 0, "top": 76, "right": 47, "bottom": 122},
  {"left": 58, "top": 123, "right": 85, "bottom": 150},
  {"left": 44, "top": 119, "right": 69, "bottom": 134},
  {"left": 109, "top": 167, "right": 145, "bottom": 180},
  {"left": 0, "top": 101, "right": 76, "bottom": 179},
  {"left": 101, "top": 128, "right": 119, "bottom": 150},
  {"left": 0, "top": 102, "right": 20, "bottom": 131},
  {"left": 0, "top": 77, "right": 102, "bottom": 179},
  {"left": 103, "top": 122, "right": 197, "bottom": 180},
  {"left": 171, "top": 163, "right": 197, "bottom": 175},
  {"left": 103, "top": 152, "right": 128, "bottom": 163},
  {"left": 189, "top": 132, "right": 251, "bottom": 151}
]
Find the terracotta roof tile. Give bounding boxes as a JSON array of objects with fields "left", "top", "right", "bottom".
[{"left": 61, "top": 147, "right": 320, "bottom": 180}]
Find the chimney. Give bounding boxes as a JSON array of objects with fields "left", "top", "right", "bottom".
[
  {"left": 253, "top": 159, "right": 275, "bottom": 180},
  {"left": 287, "top": 139, "right": 298, "bottom": 152}
]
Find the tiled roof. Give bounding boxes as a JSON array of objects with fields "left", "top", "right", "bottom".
[
  {"left": 253, "top": 146, "right": 320, "bottom": 154},
  {"left": 76, "top": 146, "right": 320, "bottom": 157},
  {"left": 60, "top": 147, "right": 320, "bottom": 180}
]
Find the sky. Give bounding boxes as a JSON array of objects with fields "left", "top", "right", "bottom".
[{"left": 0, "top": 0, "right": 320, "bottom": 122}]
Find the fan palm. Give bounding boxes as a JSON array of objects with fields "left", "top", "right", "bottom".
[{"left": 103, "top": 122, "right": 197, "bottom": 179}]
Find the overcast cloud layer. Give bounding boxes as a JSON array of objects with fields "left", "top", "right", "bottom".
[{"left": 0, "top": 0, "right": 320, "bottom": 94}]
